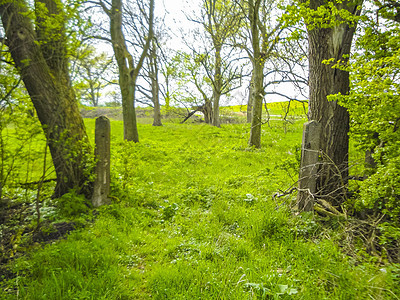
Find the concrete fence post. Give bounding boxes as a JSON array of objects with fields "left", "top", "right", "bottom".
[
  {"left": 297, "top": 120, "right": 321, "bottom": 211},
  {"left": 92, "top": 116, "right": 111, "bottom": 208}
]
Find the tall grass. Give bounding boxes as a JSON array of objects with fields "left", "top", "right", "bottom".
[{"left": 1, "top": 115, "right": 399, "bottom": 299}]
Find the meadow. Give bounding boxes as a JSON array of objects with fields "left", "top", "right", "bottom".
[{"left": 0, "top": 105, "right": 399, "bottom": 299}]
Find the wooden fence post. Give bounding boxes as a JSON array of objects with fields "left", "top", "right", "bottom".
[
  {"left": 297, "top": 120, "right": 321, "bottom": 211},
  {"left": 92, "top": 116, "right": 111, "bottom": 207}
]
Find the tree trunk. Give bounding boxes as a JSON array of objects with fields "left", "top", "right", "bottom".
[
  {"left": 212, "top": 46, "right": 222, "bottom": 127},
  {"left": 123, "top": 81, "right": 139, "bottom": 142},
  {"left": 110, "top": 0, "right": 139, "bottom": 142},
  {"left": 301, "top": 0, "right": 363, "bottom": 207},
  {"left": 108, "top": 0, "right": 154, "bottom": 141},
  {"left": 1, "top": 0, "right": 93, "bottom": 198},
  {"left": 247, "top": 73, "right": 254, "bottom": 123},
  {"left": 109, "top": 0, "right": 134, "bottom": 141},
  {"left": 150, "top": 39, "right": 162, "bottom": 126},
  {"left": 248, "top": 0, "right": 265, "bottom": 148},
  {"left": 204, "top": 99, "right": 213, "bottom": 124},
  {"left": 248, "top": 60, "right": 265, "bottom": 148},
  {"left": 152, "top": 95, "right": 162, "bottom": 126}
]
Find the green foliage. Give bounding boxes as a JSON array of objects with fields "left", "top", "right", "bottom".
[
  {"left": 243, "top": 282, "right": 298, "bottom": 298},
  {"left": 290, "top": 212, "right": 320, "bottom": 239},
  {"left": 1, "top": 117, "right": 399, "bottom": 299},
  {"left": 281, "top": 0, "right": 362, "bottom": 30},
  {"left": 2, "top": 0, "right": 400, "bottom": 297},
  {"left": 0, "top": 88, "right": 45, "bottom": 199},
  {"left": 71, "top": 46, "right": 116, "bottom": 107},
  {"left": 331, "top": 9, "right": 400, "bottom": 232},
  {"left": 54, "top": 190, "right": 91, "bottom": 218},
  {"left": 167, "top": 51, "right": 212, "bottom": 108},
  {"left": 161, "top": 203, "right": 179, "bottom": 222}
]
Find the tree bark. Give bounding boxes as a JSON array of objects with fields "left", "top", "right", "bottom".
[
  {"left": 204, "top": 99, "right": 213, "bottom": 124},
  {"left": 301, "top": 0, "right": 363, "bottom": 207},
  {"left": 1, "top": 0, "right": 93, "bottom": 198},
  {"left": 108, "top": 0, "right": 154, "bottom": 141},
  {"left": 247, "top": 72, "right": 255, "bottom": 123},
  {"left": 150, "top": 38, "right": 162, "bottom": 126},
  {"left": 248, "top": 60, "right": 265, "bottom": 148},
  {"left": 212, "top": 45, "right": 222, "bottom": 127},
  {"left": 110, "top": 0, "right": 139, "bottom": 142},
  {"left": 203, "top": 0, "right": 241, "bottom": 128},
  {"left": 248, "top": 0, "right": 265, "bottom": 148}
]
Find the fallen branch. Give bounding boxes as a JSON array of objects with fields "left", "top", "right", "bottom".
[
  {"left": 314, "top": 204, "right": 345, "bottom": 219},
  {"left": 181, "top": 106, "right": 203, "bottom": 124},
  {"left": 316, "top": 198, "right": 346, "bottom": 218},
  {"left": 272, "top": 187, "right": 297, "bottom": 199},
  {"left": 18, "top": 178, "right": 57, "bottom": 187}
]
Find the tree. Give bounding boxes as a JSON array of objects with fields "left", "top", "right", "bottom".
[
  {"left": 136, "top": 36, "right": 163, "bottom": 126},
  {"left": 248, "top": 0, "right": 265, "bottom": 147},
  {"left": 191, "top": 53, "right": 214, "bottom": 124},
  {"left": 236, "top": 0, "right": 282, "bottom": 148},
  {"left": 72, "top": 47, "right": 115, "bottom": 107},
  {"left": 295, "top": 0, "right": 363, "bottom": 210},
  {"left": 167, "top": 51, "right": 214, "bottom": 123},
  {"left": 180, "top": 51, "right": 213, "bottom": 123},
  {"left": 149, "top": 38, "right": 162, "bottom": 126},
  {"left": 99, "top": 0, "right": 154, "bottom": 142},
  {"left": 1, "top": 0, "right": 93, "bottom": 198},
  {"left": 200, "top": 0, "right": 243, "bottom": 127},
  {"left": 159, "top": 49, "right": 176, "bottom": 110},
  {"left": 127, "top": 2, "right": 163, "bottom": 126}
]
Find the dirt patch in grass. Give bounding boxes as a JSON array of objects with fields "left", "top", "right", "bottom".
[{"left": 0, "top": 198, "right": 77, "bottom": 282}]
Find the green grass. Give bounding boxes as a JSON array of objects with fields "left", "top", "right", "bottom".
[{"left": 1, "top": 115, "right": 399, "bottom": 299}]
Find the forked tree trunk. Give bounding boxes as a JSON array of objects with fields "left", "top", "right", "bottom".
[
  {"left": 108, "top": 0, "right": 154, "bottom": 141},
  {"left": 246, "top": 0, "right": 281, "bottom": 147},
  {"left": 193, "top": 76, "right": 212, "bottom": 124},
  {"left": 110, "top": 0, "right": 139, "bottom": 142},
  {"left": 1, "top": 0, "right": 93, "bottom": 198},
  {"left": 299, "top": 0, "right": 363, "bottom": 209},
  {"left": 204, "top": 99, "right": 213, "bottom": 124}
]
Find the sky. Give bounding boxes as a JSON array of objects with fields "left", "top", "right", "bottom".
[{"left": 157, "top": 0, "right": 189, "bottom": 22}]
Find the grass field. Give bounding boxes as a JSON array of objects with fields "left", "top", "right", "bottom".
[{"left": 1, "top": 106, "right": 399, "bottom": 299}]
